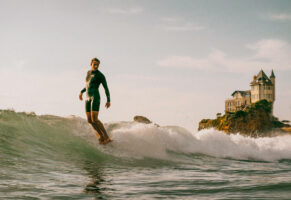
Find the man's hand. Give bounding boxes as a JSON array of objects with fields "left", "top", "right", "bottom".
[
  {"left": 79, "top": 93, "right": 83, "bottom": 101},
  {"left": 105, "top": 102, "right": 111, "bottom": 109}
]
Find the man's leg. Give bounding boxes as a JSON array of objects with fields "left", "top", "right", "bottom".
[
  {"left": 91, "top": 111, "right": 110, "bottom": 141},
  {"left": 86, "top": 111, "right": 104, "bottom": 142},
  {"left": 96, "top": 120, "right": 109, "bottom": 140}
]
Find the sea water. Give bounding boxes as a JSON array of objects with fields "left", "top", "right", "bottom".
[{"left": 1, "top": 110, "right": 291, "bottom": 199}]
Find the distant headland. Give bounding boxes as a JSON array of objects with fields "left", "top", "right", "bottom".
[{"left": 199, "top": 70, "right": 290, "bottom": 136}]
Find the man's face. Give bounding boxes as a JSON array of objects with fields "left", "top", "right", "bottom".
[{"left": 92, "top": 60, "right": 100, "bottom": 70}]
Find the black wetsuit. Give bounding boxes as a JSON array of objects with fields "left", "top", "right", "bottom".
[{"left": 80, "top": 69, "right": 110, "bottom": 112}]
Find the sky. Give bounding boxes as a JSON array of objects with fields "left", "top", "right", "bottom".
[{"left": 0, "top": 0, "right": 290, "bottom": 131}]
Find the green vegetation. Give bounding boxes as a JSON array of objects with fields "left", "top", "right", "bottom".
[{"left": 200, "top": 119, "right": 210, "bottom": 123}]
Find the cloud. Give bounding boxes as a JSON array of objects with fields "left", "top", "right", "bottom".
[
  {"left": 157, "top": 39, "right": 291, "bottom": 72},
  {"left": 268, "top": 13, "right": 291, "bottom": 21},
  {"left": 107, "top": 7, "right": 143, "bottom": 15},
  {"left": 246, "top": 39, "right": 288, "bottom": 60},
  {"left": 156, "top": 49, "right": 236, "bottom": 70},
  {"left": 160, "top": 17, "right": 205, "bottom": 32},
  {"left": 156, "top": 55, "right": 210, "bottom": 69}
]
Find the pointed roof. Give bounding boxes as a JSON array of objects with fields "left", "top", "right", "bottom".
[
  {"left": 256, "top": 69, "right": 270, "bottom": 81},
  {"left": 250, "top": 69, "right": 273, "bottom": 85},
  {"left": 270, "top": 69, "right": 275, "bottom": 78}
]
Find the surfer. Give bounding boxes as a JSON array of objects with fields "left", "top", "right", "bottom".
[{"left": 79, "top": 58, "right": 112, "bottom": 144}]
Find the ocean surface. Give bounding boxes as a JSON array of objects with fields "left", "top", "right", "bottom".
[{"left": 1, "top": 110, "right": 291, "bottom": 200}]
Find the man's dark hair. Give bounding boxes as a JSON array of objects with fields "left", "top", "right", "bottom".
[{"left": 91, "top": 57, "right": 100, "bottom": 65}]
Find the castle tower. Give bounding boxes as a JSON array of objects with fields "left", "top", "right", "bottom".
[
  {"left": 250, "top": 69, "right": 275, "bottom": 104},
  {"left": 270, "top": 69, "right": 275, "bottom": 102}
]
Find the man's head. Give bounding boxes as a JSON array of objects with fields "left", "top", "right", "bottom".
[{"left": 91, "top": 58, "right": 100, "bottom": 70}]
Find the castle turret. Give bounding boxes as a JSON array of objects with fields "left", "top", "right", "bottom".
[
  {"left": 250, "top": 69, "right": 275, "bottom": 103},
  {"left": 270, "top": 69, "right": 275, "bottom": 101}
]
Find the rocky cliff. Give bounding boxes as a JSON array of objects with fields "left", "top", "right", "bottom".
[{"left": 198, "top": 100, "right": 290, "bottom": 137}]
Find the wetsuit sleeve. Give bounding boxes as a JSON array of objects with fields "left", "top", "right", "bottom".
[
  {"left": 101, "top": 75, "right": 110, "bottom": 102},
  {"left": 80, "top": 88, "right": 86, "bottom": 93}
]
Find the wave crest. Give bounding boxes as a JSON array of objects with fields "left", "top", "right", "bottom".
[{"left": 1, "top": 110, "right": 291, "bottom": 162}]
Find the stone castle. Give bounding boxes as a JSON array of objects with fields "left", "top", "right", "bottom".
[{"left": 225, "top": 69, "right": 275, "bottom": 113}]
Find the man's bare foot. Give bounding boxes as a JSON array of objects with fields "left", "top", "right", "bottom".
[
  {"left": 98, "top": 137, "right": 105, "bottom": 144},
  {"left": 101, "top": 138, "right": 113, "bottom": 145}
]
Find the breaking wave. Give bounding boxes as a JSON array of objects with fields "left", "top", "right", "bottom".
[{"left": 1, "top": 110, "right": 291, "bottom": 164}]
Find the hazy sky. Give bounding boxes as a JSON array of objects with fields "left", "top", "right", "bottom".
[{"left": 0, "top": 0, "right": 290, "bottom": 131}]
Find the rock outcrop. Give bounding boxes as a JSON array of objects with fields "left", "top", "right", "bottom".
[
  {"left": 198, "top": 100, "right": 290, "bottom": 137},
  {"left": 133, "top": 116, "right": 152, "bottom": 124}
]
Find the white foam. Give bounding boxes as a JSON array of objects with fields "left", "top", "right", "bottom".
[
  {"left": 66, "top": 117, "right": 291, "bottom": 162},
  {"left": 105, "top": 122, "right": 291, "bottom": 161}
]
